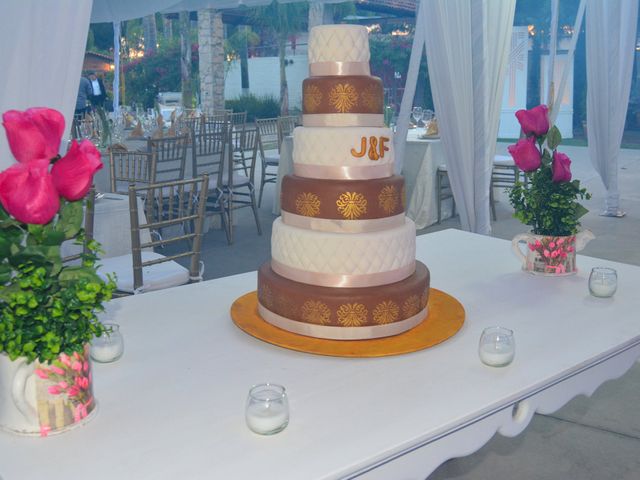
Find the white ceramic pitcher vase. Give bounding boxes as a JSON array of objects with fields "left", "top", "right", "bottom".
[
  {"left": 511, "top": 230, "right": 594, "bottom": 276},
  {"left": 0, "top": 345, "right": 96, "bottom": 436}
]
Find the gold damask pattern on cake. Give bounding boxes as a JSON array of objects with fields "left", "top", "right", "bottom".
[
  {"left": 301, "top": 300, "right": 332, "bottom": 325},
  {"left": 336, "top": 192, "right": 367, "bottom": 219},
  {"left": 337, "top": 303, "right": 368, "bottom": 326},
  {"left": 260, "top": 284, "right": 274, "bottom": 309},
  {"left": 372, "top": 300, "right": 400, "bottom": 325},
  {"left": 276, "top": 294, "right": 297, "bottom": 318},
  {"left": 304, "top": 84, "right": 323, "bottom": 112},
  {"left": 402, "top": 295, "right": 421, "bottom": 317},
  {"left": 295, "top": 192, "right": 321, "bottom": 217},
  {"left": 420, "top": 288, "right": 429, "bottom": 309},
  {"left": 328, "top": 84, "right": 358, "bottom": 113},
  {"left": 378, "top": 185, "right": 399, "bottom": 214},
  {"left": 361, "top": 85, "right": 382, "bottom": 112}
]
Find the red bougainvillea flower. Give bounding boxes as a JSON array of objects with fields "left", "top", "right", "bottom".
[
  {"left": 507, "top": 136, "right": 541, "bottom": 172},
  {"left": 515, "top": 104, "right": 550, "bottom": 137},
  {"left": 0, "top": 160, "right": 60, "bottom": 224},
  {"left": 552, "top": 151, "right": 572, "bottom": 183},
  {"left": 2, "top": 108, "right": 65, "bottom": 163},
  {"left": 52, "top": 140, "right": 102, "bottom": 201}
]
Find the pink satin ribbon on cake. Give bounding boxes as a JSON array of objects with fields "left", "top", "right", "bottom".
[
  {"left": 302, "top": 114, "right": 385, "bottom": 128},
  {"left": 271, "top": 259, "right": 416, "bottom": 288},
  {"left": 258, "top": 303, "right": 428, "bottom": 340},
  {"left": 309, "top": 61, "right": 370, "bottom": 76},
  {"left": 293, "top": 163, "right": 393, "bottom": 180},
  {"left": 281, "top": 211, "right": 405, "bottom": 233}
]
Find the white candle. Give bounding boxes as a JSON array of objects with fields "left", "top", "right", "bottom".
[
  {"left": 91, "top": 338, "right": 124, "bottom": 363},
  {"left": 246, "top": 402, "right": 289, "bottom": 435},
  {"left": 589, "top": 281, "right": 617, "bottom": 297},
  {"left": 479, "top": 343, "right": 514, "bottom": 367}
]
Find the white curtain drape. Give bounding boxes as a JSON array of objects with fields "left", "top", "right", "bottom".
[
  {"left": 0, "top": 0, "right": 93, "bottom": 170},
  {"left": 586, "top": 0, "right": 639, "bottom": 216},
  {"left": 416, "top": 0, "right": 515, "bottom": 233}
]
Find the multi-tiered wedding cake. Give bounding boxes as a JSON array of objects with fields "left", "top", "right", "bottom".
[{"left": 257, "top": 25, "right": 430, "bottom": 340}]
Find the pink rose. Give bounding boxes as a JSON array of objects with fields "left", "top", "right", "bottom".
[
  {"left": 515, "top": 105, "right": 549, "bottom": 137},
  {"left": 2, "top": 108, "right": 65, "bottom": 163},
  {"left": 50, "top": 365, "right": 65, "bottom": 375},
  {"left": 552, "top": 151, "right": 572, "bottom": 183},
  {"left": 51, "top": 140, "right": 103, "bottom": 201},
  {"left": 508, "top": 137, "right": 541, "bottom": 172},
  {"left": 0, "top": 160, "right": 60, "bottom": 224},
  {"left": 47, "top": 386, "right": 61, "bottom": 395},
  {"left": 549, "top": 242, "right": 556, "bottom": 249},
  {"left": 543, "top": 249, "right": 550, "bottom": 257},
  {"left": 34, "top": 369, "right": 50, "bottom": 379}
]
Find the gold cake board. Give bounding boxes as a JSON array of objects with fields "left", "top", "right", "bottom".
[{"left": 230, "top": 289, "right": 465, "bottom": 358}]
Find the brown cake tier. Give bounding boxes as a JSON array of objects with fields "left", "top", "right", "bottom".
[
  {"left": 257, "top": 261, "right": 430, "bottom": 340},
  {"left": 302, "top": 76, "right": 383, "bottom": 115},
  {"left": 280, "top": 175, "right": 406, "bottom": 233}
]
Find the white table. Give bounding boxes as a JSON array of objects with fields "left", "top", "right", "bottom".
[
  {"left": 403, "top": 130, "right": 450, "bottom": 229},
  {"left": 6, "top": 229, "right": 639, "bottom": 480}
]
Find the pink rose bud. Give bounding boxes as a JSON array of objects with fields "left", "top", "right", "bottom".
[
  {"left": 2, "top": 108, "right": 65, "bottom": 164},
  {"left": 59, "top": 353, "right": 71, "bottom": 366},
  {"left": 549, "top": 242, "right": 556, "bottom": 249},
  {"left": 0, "top": 160, "right": 60, "bottom": 224},
  {"left": 51, "top": 139, "right": 103, "bottom": 201},
  {"left": 47, "top": 386, "right": 61, "bottom": 395},
  {"left": 552, "top": 151, "right": 572, "bottom": 183},
  {"left": 528, "top": 243, "right": 536, "bottom": 251},
  {"left": 35, "top": 369, "right": 49, "bottom": 379},
  {"left": 71, "top": 361, "right": 82, "bottom": 372},
  {"left": 57, "top": 381, "right": 68, "bottom": 389},
  {"left": 50, "top": 365, "right": 65, "bottom": 375},
  {"left": 557, "top": 238, "right": 564, "bottom": 245},
  {"left": 67, "top": 386, "right": 80, "bottom": 397},
  {"left": 543, "top": 249, "right": 550, "bottom": 257},
  {"left": 507, "top": 136, "right": 541, "bottom": 172},
  {"left": 515, "top": 104, "right": 550, "bottom": 137}
]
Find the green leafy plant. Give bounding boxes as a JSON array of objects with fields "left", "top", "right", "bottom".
[{"left": 225, "top": 93, "right": 280, "bottom": 121}]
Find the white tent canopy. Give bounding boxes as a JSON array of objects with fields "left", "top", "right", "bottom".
[{"left": 1, "top": 0, "right": 638, "bottom": 225}]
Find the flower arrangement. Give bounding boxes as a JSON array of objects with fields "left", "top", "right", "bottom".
[
  {"left": 508, "top": 105, "right": 591, "bottom": 237},
  {"left": 0, "top": 107, "right": 115, "bottom": 364}
]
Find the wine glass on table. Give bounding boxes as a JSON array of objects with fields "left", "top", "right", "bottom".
[{"left": 411, "top": 107, "right": 423, "bottom": 130}]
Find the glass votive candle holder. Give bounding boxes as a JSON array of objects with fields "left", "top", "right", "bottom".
[
  {"left": 479, "top": 327, "right": 515, "bottom": 367},
  {"left": 589, "top": 267, "right": 617, "bottom": 298},
  {"left": 90, "top": 323, "right": 124, "bottom": 363},
  {"left": 245, "top": 383, "right": 289, "bottom": 435}
]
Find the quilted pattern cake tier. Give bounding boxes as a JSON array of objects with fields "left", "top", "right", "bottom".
[
  {"left": 271, "top": 217, "right": 417, "bottom": 287},
  {"left": 308, "top": 25, "right": 370, "bottom": 64},
  {"left": 293, "top": 126, "right": 394, "bottom": 179}
]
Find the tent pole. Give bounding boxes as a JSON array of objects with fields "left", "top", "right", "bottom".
[
  {"left": 546, "top": 0, "right": 559, "bottom": 107},
  {"left": 549, "top": 0, "right": 586, "bottom": 125},
  {"left": 113, "top": 21, "right": 121, "bottom": 115}
]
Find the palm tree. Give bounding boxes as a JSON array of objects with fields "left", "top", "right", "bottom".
[
  {"left": 252, "top": 1, "right": 308, "bottom": 115},
  {"left": 179, "top": 11, "right": 193, "bottom": 108},
  {"left": 198, "top": 8, "right": 225, "bottom": 111},
  {"left": 143, "top": 14, "right": 158, "bottom": 55}
]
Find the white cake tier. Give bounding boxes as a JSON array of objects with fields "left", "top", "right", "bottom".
[
  {"left": 308, "top": 25, "right": 370, "bottom": 65},
  {"left": 271, "top": 217, "right": 417, "bottom": 288},
  {"left": 293, "top": 126, "right": 395, "bottom": 180},
  {"left": 302, "top": 113, "right": 384, "bottom": 128}
]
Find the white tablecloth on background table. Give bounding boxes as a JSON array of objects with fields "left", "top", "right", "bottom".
[
  {"left": 61, "top": 194, "right": 151, "bottom": 259},
  {"left": 403, "top": 131, "right": 450, "bottom": 229},
  {"left": 272, "top": 136, "right": 293, "bottom": 215}
]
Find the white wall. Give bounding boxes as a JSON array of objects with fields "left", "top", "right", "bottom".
[{"left": 224, "top": 54, "right": 309, "bottom": 110}]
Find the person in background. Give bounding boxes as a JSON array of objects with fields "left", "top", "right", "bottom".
[
  {"left": 88, "top": 71, "right": 107, "bottom": 109},
  {"left": 75, "top": 75, "right": 93, "bottom": 116}
]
